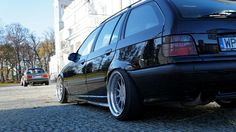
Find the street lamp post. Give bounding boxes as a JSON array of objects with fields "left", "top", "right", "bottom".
[{"left": 120, "top": 0, "right": 123, "bottom": 9}]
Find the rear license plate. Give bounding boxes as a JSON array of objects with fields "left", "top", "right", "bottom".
[
  {"left": 34, "top": 76, "right": 41, "bottom": 79},
  {"left": 219, "top": 37, "right": 236, "bottom": 51}
]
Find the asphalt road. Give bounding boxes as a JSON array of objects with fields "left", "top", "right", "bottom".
[{"left": 0, "top": 84, "right": 236, "bottom": 131}]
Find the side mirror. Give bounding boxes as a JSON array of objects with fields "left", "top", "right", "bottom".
[{"left": 68, "top": 53, "right": 78, "bottom": 62}]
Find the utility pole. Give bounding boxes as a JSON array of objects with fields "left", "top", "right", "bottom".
[{"left": 120, "top": 0, "right": 123, "bottom": 9}]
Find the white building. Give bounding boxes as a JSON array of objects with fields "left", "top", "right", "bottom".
[{"left": 50, "top": 0, "right": 139, "bottom": 75}]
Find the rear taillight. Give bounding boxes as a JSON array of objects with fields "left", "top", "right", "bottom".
[
  {"left": 27, "top": 75, "right": 32, "bottom": 79},
  {"left": 42, "top": 74, "right": 48, "bottom": 78},
  {"left": 162, "top": 35, "right": 197, "bottom": 57}
]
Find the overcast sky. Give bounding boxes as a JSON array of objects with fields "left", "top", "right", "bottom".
[{"left": 0, "top": 0, "right": 54, "bottom": 37}]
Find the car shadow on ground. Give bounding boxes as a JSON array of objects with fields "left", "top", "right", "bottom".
[
  {"left": 24, "top": 82, "right": 55, "bottom": 87},
  {"left": 76, "top": 102, "right": 234, "bottom": 121},
  {"left": 0, "top": 102, "right": 235, "bottom": 131}
]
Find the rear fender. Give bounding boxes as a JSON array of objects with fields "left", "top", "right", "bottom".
[{"left": 107, "top": 51, "right": 144, "bottom": 98}]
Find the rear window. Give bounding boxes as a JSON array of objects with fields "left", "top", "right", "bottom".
[
  {"left": 27, "top": 68, "right": 45, "bottom": 74},
  {"left": 170, "top": 0, "right": 236, "bottom": 18},
  {"left": 125, "top": 2, "right": 161, "bottom": 37}
]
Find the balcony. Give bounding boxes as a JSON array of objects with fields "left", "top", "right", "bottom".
[
  {"left": 60, "top": 0, "right": 74, "bottom": 7},
  {"left": 59, "top": 21, "right": 64, "bottom": 31}
]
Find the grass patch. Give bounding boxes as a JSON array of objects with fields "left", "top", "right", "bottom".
[{"left": 0, "top": 82, "right": 19, "bottom": 87}]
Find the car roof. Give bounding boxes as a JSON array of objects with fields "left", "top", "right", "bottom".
[{"left": 27, "top": 68, "right": 44, "bottom": 70}]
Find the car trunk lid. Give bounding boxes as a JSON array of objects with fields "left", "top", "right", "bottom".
[{"left": 176, "top": 19, "right": 236, "bottom": 61}]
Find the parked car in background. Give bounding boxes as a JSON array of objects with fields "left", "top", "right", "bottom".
[
  {"left": 21, "top": 68, "right": 49, "bottom": 87},
  {"left": 56, "top": 0, "right": 236, "bottom": 120}
]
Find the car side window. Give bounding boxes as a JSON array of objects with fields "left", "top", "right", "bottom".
[
  {"left": 125, "top": 2, "right": 160, "bottom": 38},
  {"left": 94, "top": 16, "right": 120, "bottom": 51},
  {"left": 78, "top": 27, "right": 101, "bottom": 56},
  {"left": 110, "top": 13, "right": 126, "bottom": 44}
]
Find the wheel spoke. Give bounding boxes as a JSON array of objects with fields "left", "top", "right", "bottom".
[
  {"left": 120, "top": 101, "right": 124, "bottom": 110},
  {"left": 118, "top": 99, "right": 121, "bottom": 105},
  {"left": 116, "top": 87, "right": 120, "bottom": 95},
  {"left": 117, "top": 80, "right": 122, "bottom": 89},
  {"left": 116, "top": 95, "right": 120, "bottom": 99},
  {"left": 108, "top": 72, "right": 127, "bottom": 117},
  {"left": 56, "top": 80, "right": 63, "bottom": 100}
]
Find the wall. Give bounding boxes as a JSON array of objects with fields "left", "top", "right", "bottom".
[{"left": 50, "top": 0, "right": 139, "bottom": 75}]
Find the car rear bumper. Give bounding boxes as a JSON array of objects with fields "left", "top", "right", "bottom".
[
  {"left": 26, "top": 78, "right": 49, "bottom": 84},
  {"left": 128, "top": 61, "right": 236, "bottom": 101}
]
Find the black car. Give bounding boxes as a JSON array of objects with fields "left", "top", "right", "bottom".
[{"left": 56, "top": 0, "right": 236, "bottom": 120}]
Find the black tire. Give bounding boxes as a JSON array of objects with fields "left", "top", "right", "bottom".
[
  {"left": 216, "top": 100, "right": 236, "bottom": 108},
  {"left": 107, "top": 69, "right": 143, "bottom": 120},
  {"left": 45, "top": 81, "right": 49, "bottom": 85},
  {"left": 23, "top": 81, "right": 28, "bottom": 87},
  {"left": 56, "top": 77, "right": 68, "bottom": 103}
]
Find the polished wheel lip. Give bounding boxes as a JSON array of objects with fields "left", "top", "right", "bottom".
[
  {"left": 218, "top": 100, "right": 233, "bottom": 104},
  {"left": 107, "top": 71, "right": 126, "bottom": 117},
  {"left": 56, "top": 78, "right": 63, "bottom": 102}
]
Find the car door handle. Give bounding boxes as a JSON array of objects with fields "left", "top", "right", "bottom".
[
  {"left": 105, "top": 49, "right": 112, "bottom": 55},
  {"left": 80, "top": 59, "right": 85, "bottom": 64}
]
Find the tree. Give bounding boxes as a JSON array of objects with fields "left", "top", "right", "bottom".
[
  {"left": 5, "top": 23, "right": 29, "bottom": 81},
  {"left": 0, "top": 23, "right": 55, "bottom": 82},
  {"left": 0, "top": 26, "right": 5, "bottom": 82},
  {"left": 28, "top": 33, "right": 43, "bottom": 68},
  {"left": 20, "top": 42, "right": 34, "bottom": 68},
  {"left": 38, "top": 29, "right": 55, "bottom": 72},
  {"left": 0, "top": 26, "right": 4, "bottom": 43},
  {"left": 0, "top": 43, "right": 15, "bottom": 82},
  {"left": 0, "top": 45, "right": 5, "bottom": 82}
]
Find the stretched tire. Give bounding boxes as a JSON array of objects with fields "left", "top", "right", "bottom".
[
  {"left": 216, "top": 100, "right": 236, "bottom": 108},
  {"left": 23, "top": 81, "right": 28, "bottom": 87},
  {"left": 45, "top": 81, "right": 49, "bottom": 85},
  {"left": 107, "top": 69, "right": 143, "bottom": 120},
  {"left": 56, "top": 77, "right": 68, "bottom": 103}
]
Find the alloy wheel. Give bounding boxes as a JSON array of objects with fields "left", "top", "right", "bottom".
[
  {"left": 107, "top": 71, "right": 126, "bottom": 117},
  {"left": 56, "top": 77, "right": 64, "bottom": 101}
]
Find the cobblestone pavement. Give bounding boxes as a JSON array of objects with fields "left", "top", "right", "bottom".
[{"left": 0, "top": 84, "right": 236, "bottom": 131}]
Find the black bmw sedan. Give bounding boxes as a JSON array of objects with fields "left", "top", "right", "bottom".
[{"left": 56, "top": 0, "right": 236, "bottom": 120}]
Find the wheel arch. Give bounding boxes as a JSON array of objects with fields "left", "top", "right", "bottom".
[
  {"left": 106, "top": 61, "right": 144, "bottom": 100},
  {"left": 106, "top": 59, "right": 130, "bottom": 84}
]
